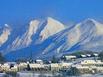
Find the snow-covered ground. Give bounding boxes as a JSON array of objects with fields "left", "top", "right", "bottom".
[{"left": 0, "top": 72, "right": 103, "bottom": 77}]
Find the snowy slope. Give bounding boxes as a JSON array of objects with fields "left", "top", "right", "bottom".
[
  {"left": 40, "top": 17, "right": 65, "bottom": 41},
  {"left": 0, "top": 24, "right": 11, "bottom": 47},
  {"left": 39, "top": 18, "right": 103, "bottom": 58},
  {"left": 1, "top": 18, "right": 103, "bottom": 61},
  {"left": 9, "top": 20, "right": 40, "bottom": 50},
  {"left": 3, "top": 17, "right": 65, "bottom": 53}
]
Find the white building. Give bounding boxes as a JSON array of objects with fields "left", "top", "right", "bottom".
[
  {"left": 50, "top": 63, "right": 60, "bottom": 71},
  {"left": 35, "top": 59, "right": 43, "bottom": 64},
  {"left": 73, "top": 60, "right": 103, "bottom": 73},
  {"left": 80, "top": 60, "right": 102, "bottom": 65},
  {"left": 60, "top": 62, "right": 72, "bottom": 69},
  {"left": 80, "top": 55, "right": 87, "bottom": 58},
  {"left": 86, "top": 54, "right": 91, "bottom": 57},
  {"left": 63, "top": 55, "right": 76, "bottom": 60},
  {"left": 29, "top": 63, "right": 44, "bottom": 69},
  {"left": 1, "top": 62, "right": 17, "bottom": 71},
  {"left": 93, "top": 53, "right": 98, "bottom": 57},
  {"left": 18, "top": 62, "right": 28, "bottom": 71}
]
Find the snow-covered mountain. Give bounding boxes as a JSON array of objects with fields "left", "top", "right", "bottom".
[
  {"left": 0, "top": 17, "right": 103, "bottom": 61},
  {"left": 8, "top": 20, "right": 40, "bottom": 51},
  {"left": 42, "top": 19, "right": 103, "bottom": 54},
  {"left": 40, "top": 17, "right": 65, "bottom": 41},
  {"left": 1, "top": 17, "right": 65, "bottom": 55},
  {"left": 34, "top": 18, "right": 103, "bottom": 58}
]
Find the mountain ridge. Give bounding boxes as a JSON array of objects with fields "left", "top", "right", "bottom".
[{"left": 0, "top": 17, "right": 103, "bottom": 61}]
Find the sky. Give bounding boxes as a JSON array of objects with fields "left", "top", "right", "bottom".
[{"left": 0, "top": 0, "right": 103, "bottom": 26}]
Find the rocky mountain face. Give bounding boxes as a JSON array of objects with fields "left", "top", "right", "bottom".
[
  {"left": 0, "top": 17, "right": 103, "bottom": 61},
  {"left": 0, "top": 24, "right": 11, "bottom": 47}
]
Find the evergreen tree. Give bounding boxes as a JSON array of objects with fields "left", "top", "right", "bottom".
[
  {"left": 66, "top": 67, "right": 81, "bottom": 76},
  {"left": 99, "top": 51, "right": 103, "bottom": 61},
  {"left": 51, "top": 56, "right": 58, "bottom": 63},
  {"left": 0, "top": 52, "right": 5, "bottom": 63}
]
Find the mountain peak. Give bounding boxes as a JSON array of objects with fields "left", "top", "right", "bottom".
[
  {"left": 83, "top": 18, "right": 100, "bottom": 25},
  {"left": 4, "top": 24, "right": 11, "bottom": 31},
  {"left": 40, "top": 17, "right": 65, "bottom": 40},
  {"left": 30, "top": 20, "right": 40, "bottom": 26},
  {"left": 0, "top": 24, "right": 11, "bottom": 47},
  {"left": 8, "top": 20, "right": 40, "bottom": 51},
  {"left": 47, "top": 17, "right": 54, "bottom": 20},
  {"left": 83, "top": 18, "right": 103, "bottom": 35},
  {"left": 47, "top": 17, "right": 57, "bottom": 22},
  {"left": 4, "top": 24, "right": 9, "bottom": 27},
  {"left": 29, "top": 20, "right": 40, "bottom": 35},
  {"left": 47, "top": 17, "right": 64, "bottom": 26}
]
